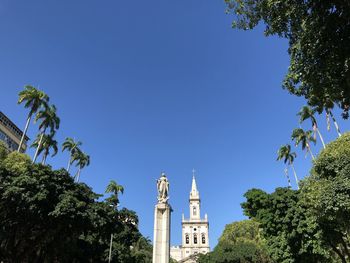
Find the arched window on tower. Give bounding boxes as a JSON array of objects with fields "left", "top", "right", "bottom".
[
  {"left": 185, "top": 234, "right": 189, "bottom": 244},
  {"left": 194, "top": 233, "right": 198, "bottom": 244},
  {"left": 193, "top": 206, "right": 197, "bottom": 216},
  {"left": 202, "top": 234, "right": 206, "bottom": 244}
]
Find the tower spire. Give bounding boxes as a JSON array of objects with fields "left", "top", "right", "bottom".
[
  {"left": 191, "top": 169, "right": 197, "bottom": 192},
  {"left": 190, "top": 169, "right": 199, "bottom": 199}
]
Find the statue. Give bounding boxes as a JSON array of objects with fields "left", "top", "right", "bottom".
[
  {"left": 157, "top": 172, "right": 169, "bottom": 203},
  {"left": 153, "top": 172, "right": 171, "bottom": 263}
]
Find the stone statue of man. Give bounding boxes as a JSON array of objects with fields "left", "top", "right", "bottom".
[{"left": 157, "top": 172, "right": 169, "bottom": 203}]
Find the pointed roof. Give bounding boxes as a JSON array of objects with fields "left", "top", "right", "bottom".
[
  {"left": 190, "top": 175, "right": 200, "bottom": 199},
  {"left": 191, "top": 175, "right": 197, "bottom": 192}
]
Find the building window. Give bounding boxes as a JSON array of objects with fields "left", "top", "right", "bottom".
[
  {"left": 0, "top": 130, "right": 19, "bottom": 151},
  {"left": 185, "top": 234, "right": 189, "bottom": 244},
  {"left": 202, "top": 234, "right": 206, "bottom": 244},
  {"left": 194, "top": 234, "right": 197, "bottom": 244},
  {"left": 193, "top": 206, "right": 197, "bottom": 216}
]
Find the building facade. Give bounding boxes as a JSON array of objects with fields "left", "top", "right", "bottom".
[
  {"left": 0, "top": 111, "right": 28, "bottom": 153},
  {"left": 170, "top": 176, "right": 210, "bottom": 262}
]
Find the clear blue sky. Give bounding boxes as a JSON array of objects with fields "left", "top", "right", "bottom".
[{"left": 1, "top": 0, "right": 349, "bottom": 249}]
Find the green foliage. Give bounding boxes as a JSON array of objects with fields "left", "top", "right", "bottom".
[
  {"left": 2, "top": 151, "right": 32, "bottom": 175},
  {"left": 291, "top": 128, "right": 315, "bottom": 151},
  {"left": 225, "top": 0, "right": 350, "bottom": 118},
  {"left": 198, "top": 220, "right": 272, "bottom": 263},
  {"left": 105, "top": 180, "right": 124, "bottom": 208},
  {"left": 312, "top": 132, "right": 350, "bottom": 179},
  {"left": 18, "top": 85, "right": 49, "bottom": 117},
  {"left": 301, "top": 132, "right": 350, "bottom": 261},
  {"left": 241, "top": 133, "right": 350, "bottom": 262},
  {"left": 62, "top": 137, "right": 82, "bottom": 170},
  {"left": 277, "top": 144, "right": 296, "bottom": 165},
  {"left": 73, "top": 150, "right": 90, "bottom": 182},
  {"left": 242, "top": 188, "right": 336, "bottom": 263},
  {"left": 9, "top": 84, "right": 153, "bottom": 262},
  {"left": 131, "top": 236, "right": 153, "bottom": 263},
  {"left": 298, "top": 106, "right": 317, "bottom": 127},
  {"left": 62, "top": 137, "right": 82, "bottom": 155},
  {"left": 31, "top": 133, "right": 58, "bottom": 164},
  {"left": 219, "top": 220, "right": 262, "bottom": 244},
  {"left": 0, "top": 141, "right": 9, "bottom": 161},
  {"left": 0, "top": 152, "right": 151, "bottom": 263},
  {"left": 35, "top": 104, "right": 60, "bottom": 134}
]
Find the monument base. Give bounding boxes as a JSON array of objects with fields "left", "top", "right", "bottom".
[{"left": 152, "top": 203, "right": 172, "bottom": 263}]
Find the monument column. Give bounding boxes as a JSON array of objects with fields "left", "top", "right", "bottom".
[{"left": 153, "top": 172, "right": 172, "bottom": 263}]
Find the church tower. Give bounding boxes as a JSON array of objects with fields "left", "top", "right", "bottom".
[{"left": 181, "top": 173, "right": 210, "bottom": 259}]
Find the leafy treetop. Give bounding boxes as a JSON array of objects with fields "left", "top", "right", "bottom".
[{"left": 225, "top": 0, "right": 350, "bottom": 118}]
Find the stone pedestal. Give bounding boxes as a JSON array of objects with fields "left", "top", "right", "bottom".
[{"left": 152, "top": 203, "right": 172, "bottom": 263}]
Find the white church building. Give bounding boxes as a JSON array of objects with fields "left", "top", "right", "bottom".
[{"left": 170, "top": 176, "right": 210, "bottom": 262}]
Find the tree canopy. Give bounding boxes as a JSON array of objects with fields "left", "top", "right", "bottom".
[
  {"left": 198, "top": 220, "right": 272, "bottom": 263},
  {"left": 225, "top": 0, "right": 350, "bottom": 118},
  {"left": 0, "top": 144, "right": 152, "bottom": 263},
  {"left": 240, "top": 134, "right": 350, "bottom": 262},
  {"left": 242, "top": 187, "right": 338, "bottom": 263},
  {"left": 301, "top": 132, "right": 350, "bottom": 262}
]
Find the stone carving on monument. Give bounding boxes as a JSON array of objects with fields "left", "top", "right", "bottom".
[{"left": 153, "top": 172, "right": 172, "bottom": 263}]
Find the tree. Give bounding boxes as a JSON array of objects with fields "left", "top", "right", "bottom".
[
  {"left": 30, "top": 133, "right": 58, "bottom": 165},
  {"left": 277, "top": 144, "right": 299, "bottom": 189},
  {"left": 62, "top": 137, "right": 82, "bottom": 172},
  {"left": 105, "top": 180, "right": 124, "bottom": 263},
  {"left": 32, "top": 104, "right": 60, "bottom": 163},
  {"left": 241, "top": 188, "right": 337, "bottom": 263},
  {"left": 0, "top": 150, "right": 99, "bottom": 262},
  {"left": 0, "top": 141, "right": 9, "bottom": 161},
  {"left": 0, "top": 143, "right": 149, "bottom": 263},
  {"left": 200, "top": 241, "right": 269, "bottom": 263},
  {"left": 74, "top": 150, "right": 90, "bottom": 182},
  {"left": 298, "top": 106, "right": 325, "bottom": 148},
  {"left": 219, "top": 220, "right": 262, "bottom": 244},
  {"left": 225, "top": 0, "right": 350, "bottom": 118},
  {"left": 198, "top": 220, "right": 272, "bottom": 263},
  {"left": 17, "top": 85, "right": 49, "bottom": 151},
  {"left": 301, "top": 132, "right": 350, "bottom": 262},
  {"left": 130, "top": 236, "right": 152, "bottom": 263},
  {"left": 291, "top": 128, "right": 316, "bottom": 160},
  {"left": 105, "top": 180, "right": 124, "bottom": 209}
]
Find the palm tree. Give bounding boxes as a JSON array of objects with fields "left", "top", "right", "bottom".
[
  {"left": 32, "top": 104, "right": 60, "bottom": 163},
  {"left": 277, "top": 144, "right": 299, "bottom": 189},
  {"left": 62, "top": 137, "right": 82, "bottom": 172},
  {"left": 105, "top": 180, "right": 124, "bottom": 208},
  {"left": 17, "top": 85, "right": 49, "bottom": 152},
  {"left": 31, "top": 133, "right": 58, "bottom": 165},
  {"left": 298, "top": 106, "right": 325, "bottom": 149},
  {"left": 105, "top": 180, "right": 124, "bottom": 263},
  {"left": 326, "top": 108, "right": 341, "bottom": 137},
  {"left": 291, "top": 128, "right": 316, "bottom": 160},
  {"left": 74, "top": 151, "right": 90, "bottom": 182}
]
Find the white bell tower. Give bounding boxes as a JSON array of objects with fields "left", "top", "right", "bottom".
[
  {"left": 190, "top": 174, "right": 201, "bottom": 220},
  {"left": 178, "top": 170, "right": 210, "bottom": 261}
]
